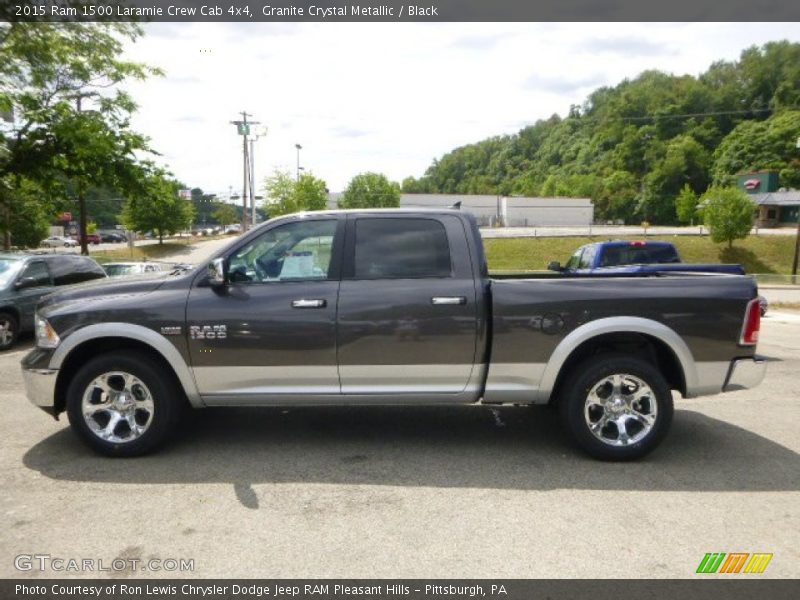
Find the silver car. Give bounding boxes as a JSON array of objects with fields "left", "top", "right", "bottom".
[{"left": 41, "top": 236, "right": 78, "bottom": 248}]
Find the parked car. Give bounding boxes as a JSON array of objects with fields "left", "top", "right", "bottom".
[
  {"left": 41, "top": 236, "right": 78, "bottom": 248},
  {"left": 23, "top": 209, "right": 765, "bottom": 460},
  {"left": 0, "top": 253, "right": 106, "bottom": 350},
  {"left": 100, "top": 232, "right": 127, "bottom": 243},
  {"left": 102, "top": 262, "right": 164, "bottom": 277},
  {"left": 73, "top": 233, "right": 102, "bottom": 245},
  {"left": 548, "top": 240, "right": 745, "bottom": 276}
]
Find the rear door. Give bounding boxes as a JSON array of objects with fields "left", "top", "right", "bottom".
[
  {"left": 337, "top": 214, "right": 480, "bottom": 397},
  {"left": 186, "top": 216, "right": 344, "bottom": 403}
]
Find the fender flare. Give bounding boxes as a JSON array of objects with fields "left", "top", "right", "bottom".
[
  {"left": 536, "top": 316, "right": 696, "bottom": 403},
  {"left": 50, "top": 322, "right": 202, "bottom": 407}
]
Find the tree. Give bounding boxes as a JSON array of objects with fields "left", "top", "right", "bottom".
[
  {"left": 263, "top": 170, "right": 297, "bottom": 217},
  {"left": 212, "top": 202, "right": 237, "bottom": 227},
  {"left": 120, "top": 171, "right": 195, "bottom": 244},
  {"left": 700, "top": 186, "right": 756, "bottom": 248},
  {"left": 294, "top": 173, "right": 329, "bottom": 212},
  {"left": 339, "top": 172, "right": 401, "bottom": 209},
  {"left": 0, "top": 20, "right": 160, "bottom": 253},
  {"left": 675, "top": 184, "right": 699, "bottom": 225},
  {"left": 263, "top": 170, "right": 329, "bottom": 217}
]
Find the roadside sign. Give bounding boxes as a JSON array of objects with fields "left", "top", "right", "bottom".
[
  {"left": 58, "top": 212, "right": 72, "bottom": 221},
  {"left": 179, "top": 189, "right": 192, "bottom": 199}
]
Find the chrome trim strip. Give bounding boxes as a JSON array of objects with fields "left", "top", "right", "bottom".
[
  {"left": 193, "top": 365, "right": 340, "bottom": 395},
  {"left": 202, "top": 391, "right": 480, "bottom": 407},
  {"left": 22, "top": 368, "right": 58, "bottom": 408},
  {"left": 535, "top": 317, "right": 696, "bottom": 403},
  {"left": 724, "top": 358, "right": 766, "bottom": 392},
  {"left": 339, "top": 363, "right": 475, "bottom": 394},
  {"left": 483, "top": 362, "right": 547, "bottom": 404},
  {"left": 49, "top": 323, "right": 203, "bottom": 408}
]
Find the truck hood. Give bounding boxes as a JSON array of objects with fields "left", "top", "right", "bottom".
[{"left": 38, "top": 274, "right": 170, "bottom": 312}]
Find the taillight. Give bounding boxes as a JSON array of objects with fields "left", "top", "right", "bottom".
[{"left": 739, "top": 298, "right": 761, "bottom": 346}]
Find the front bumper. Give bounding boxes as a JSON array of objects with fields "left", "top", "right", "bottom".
[
  {"left": 723, "top": 357, "right": 767, "bottom": 392},
  {"left": 22, "top": 367, "right": 58, "bottom": 417}
]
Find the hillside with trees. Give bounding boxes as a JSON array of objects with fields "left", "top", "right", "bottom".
[{"left": 402, "top": 42, "right": 800, "bottom": 224}]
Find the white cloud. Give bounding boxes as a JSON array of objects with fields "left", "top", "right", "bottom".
[{"left": 121, "top": 22, "right": 800, "bottom": 195}]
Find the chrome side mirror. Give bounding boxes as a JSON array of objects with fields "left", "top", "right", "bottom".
[{"left": 208, "top": 257, "right": 228, "bottom": 286}]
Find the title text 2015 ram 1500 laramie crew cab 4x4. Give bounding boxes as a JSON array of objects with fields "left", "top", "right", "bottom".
[{"left": 22, "top": 209, "right": 766, "bottom": 460}]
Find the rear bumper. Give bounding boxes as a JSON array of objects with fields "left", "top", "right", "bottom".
[
  {"left": 723, "top": 357, "right": 767, "bottom": 392},
  {"left": 21, "top": 367, "right": 58, "bottom": 417}
]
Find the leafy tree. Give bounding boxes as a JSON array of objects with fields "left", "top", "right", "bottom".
[
  {"left": 294, "top": 173, "right": 329, "bottom": 212},
  {"left": 339, "top": 172, "right": 401, "bottom": 209},
  {"left": 120, "top": 171, "right": 195, "bottom": 244},
  {"left": 263, "top": 170, "right": 329, "bottom": 216},
  {"left": 212, "top": 202, "right": 238, "bottom": 227},
  {"left": 263, "top": 170, "right": 297, "bottom": 217},
  {"left": 3, "top": 179, "right": 51, "bottom": 248},
  {"left": 712, "top": 110, "right": 800, "bottom": 187},
  {"left": 0, "top": 20, "right": 159, "bottom": 253},
  {"left": 675, "top": 184, "right": 699, "bottom": 225},
  {"left": 700, "top": 186, "right": 756, "bottom": 248}
]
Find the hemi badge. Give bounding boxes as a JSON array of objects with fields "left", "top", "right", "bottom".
[{"left": 160, "top": 326, "right": 182, "bottom": 336}]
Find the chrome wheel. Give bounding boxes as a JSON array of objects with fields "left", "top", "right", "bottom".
[
  {"left": 584, "top": 373, "right": 657, "bottom": 447},
  {"left": 0, "top": 317, "right": 15, "bottom": 348},
  {"left": 81, "top": 371, "right": 155, "bottom": 443}
]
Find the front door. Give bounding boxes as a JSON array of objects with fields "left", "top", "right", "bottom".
[
  {"left": 186, "top": 216, "right": 344, "bottom": 403},
  {"left": 336, "top": 215, "right": 480, "bottom": 397},
  {"left": 14, "top": 260, "right": 53, "bottom": 327}
]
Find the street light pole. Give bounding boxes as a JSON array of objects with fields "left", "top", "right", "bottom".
[
  {"left": 249, "top": 127, "right": 267, "bottom": 227},
  {"left": 295, "top": 143, "right": 302, "bottom": 181}
]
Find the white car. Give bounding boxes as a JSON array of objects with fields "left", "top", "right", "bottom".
[
  {"left": 41, "top": 236, "right": 78, "bottom": 248},
  {"left": 102, "top": 262, "right": 164, "bottom": 277}
]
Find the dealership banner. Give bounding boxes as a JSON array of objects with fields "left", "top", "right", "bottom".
[
  {"left": 3, "top": 580, "right": 799, "bottom": 600},
  {"left": 5, "top": 0, "right": 800, "bottom": 22}
]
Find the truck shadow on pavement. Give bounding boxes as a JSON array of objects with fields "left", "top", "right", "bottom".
[{"left": 23, "top": 405, "right": 800, "bottom": 494}]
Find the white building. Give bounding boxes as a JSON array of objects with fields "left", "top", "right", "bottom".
[{"left": 327, "top": 193, "right": 594, "bottom": 227}]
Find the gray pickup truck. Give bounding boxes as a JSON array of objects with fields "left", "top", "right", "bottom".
[{"left": 22, "top": 209, "right": 766, "bottom": 460}]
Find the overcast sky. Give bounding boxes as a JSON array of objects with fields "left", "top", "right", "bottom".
[{"left": 122, "top": 22, "right": 800, "bottom": 198}]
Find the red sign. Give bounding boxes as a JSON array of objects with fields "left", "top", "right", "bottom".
[
  {"left": 58, "top": 212, "right": 73, "bottom": 221},
  {"left": 744, "top": 179, "right": 761, "bottom": 190}
]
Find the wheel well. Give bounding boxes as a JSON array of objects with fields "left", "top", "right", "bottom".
[
  {"left": 0, "top": 306, "right": 21, "bottom": 323},
  {"left": 54, "top": 337, "right": 188, "bottom": 416},
  {"left": 549, "top": 332, "right": 686, "bottom": 404}
]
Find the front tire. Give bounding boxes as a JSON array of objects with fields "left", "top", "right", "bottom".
[
  {"left": 66, "top": 352, "right": 183, "bottom": 456},
  {"left": 0, "top": 312, "right": 18, "bottom": 351},
  {"left": 559, "top": 355, "right": 673, "bottom": 461}
]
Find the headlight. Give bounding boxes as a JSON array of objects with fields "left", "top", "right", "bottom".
[{"left": 35, "top": 315, "right": 60, "bottom": 349}]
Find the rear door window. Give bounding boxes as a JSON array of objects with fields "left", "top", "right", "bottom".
[
  {"left": 19, "top": 261, "right": 51, "bottom": 287},
  {"left": 352, "top": 218, "right": 452, "bottom": 279}
]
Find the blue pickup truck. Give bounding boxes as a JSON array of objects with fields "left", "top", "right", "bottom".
[{"left": 548, "top": 240, "right": 745, "bottom": 276}]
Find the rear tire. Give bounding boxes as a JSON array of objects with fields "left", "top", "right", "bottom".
[
  {"left": 558, "top": 355, "right": 673, "bottom": 461},
  {"left": 66, "top": 352, "right": 183, "bottom": 457},
  {"left": 0, "top": 312, "right": 18, "bottom": 351}
]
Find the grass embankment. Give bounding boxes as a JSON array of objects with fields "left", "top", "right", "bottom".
[
  {"left": 91, "top": 240, "right": 195, "bottom": 263},
  {"left": 771, "top": 302, "right": 800, "bottom": 311},
  {"left": 484, "top": 235, "right": 797, "bottom": 274}
]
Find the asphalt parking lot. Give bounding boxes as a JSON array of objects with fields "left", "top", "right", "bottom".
[{"left": 1, "top": 314, "right": 798, "bottom": 579}]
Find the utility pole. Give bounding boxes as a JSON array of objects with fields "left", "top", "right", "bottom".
[
  {"left": 793, "top": 137, "right": 800, "bottom": 284},
  {"left": 230, "top": 112, "right": 260, "bottom": 232}
]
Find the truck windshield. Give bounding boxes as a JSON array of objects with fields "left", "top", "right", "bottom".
[
  {"left": 0, "top": 258, "right": 23, "bottom": 288},
  {"left": 600, "top": 245, "right": 680, "bottom": 267}
]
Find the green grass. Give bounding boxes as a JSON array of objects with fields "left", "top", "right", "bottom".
[
  {"left": 484, "top": 235, "right": 797, "bottom": 274},
  {"left": 91, "top": 241, "right": 196, "bottom": 263},
  {"left": 771, "top": 302, "right": 800, "bottom": 311}
]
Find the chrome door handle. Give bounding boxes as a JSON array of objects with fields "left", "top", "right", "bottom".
[
  {"left": 431, "top": 296, "right": 467, "bottom": 305},
  {"left": 291, "top": 299, "right": 327, "bottom": 308}
]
